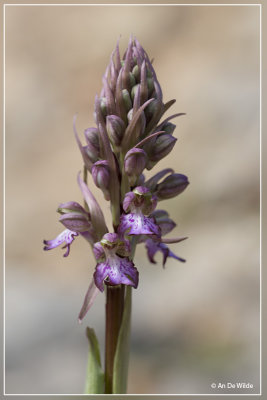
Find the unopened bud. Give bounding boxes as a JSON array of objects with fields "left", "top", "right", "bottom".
[
  {"left": 127, "top": 107, "right": 146, "bottom": 138},
  {"left": 83, "top": 127, "right": 100, "bottom": 163},
  {"left": 146, "top": 134, "right": 177, "bottom": 169},
  {"left": 127, "top": 108, "right": 133, "bottom": 123},
  {"left": 124, "top": 148, "right": 147, "bottom": 186},
  {"left": 131, "top": 84, "right": 140, "bottom": 101},
  {"left": 132, "top": 64, "right": 140, "bottom": 81},
  {"left": 122, "top": 89, "right": 132, "bottom": 112},
  {"left": 59, "top": 212, "right": 92, "bottom": 233},
  {"left": 100, "top": 97, "right": 107, "bottom": 117},
  {"left": 147, "top": 77, "right": 154, "bottom": 97},
  {"left": 144, "top": 99, "right": 163, "bottom": 132},
  {"left": 57, "top": 201, "right": 89, "bottom": 216},
  {"left": 156, "top": 173, "right": 189, "bottom": 200},
  {"left": 146, "top": 68, "right": 153, "bottom": 78},
  {"left": 161, "top": 122, "right": 176, "bottom": 135},
  {"left": 144, "top": 99, "right": 160, "bottom": 122},
  {"left": 106, "top": 115, "right": 126, "bottom": 147},
  {"left": 92, "top": 160, "right": 110, "bottom": 201},
  {"left": 129, "top": 72, "right": 136, "bottom": 88}
]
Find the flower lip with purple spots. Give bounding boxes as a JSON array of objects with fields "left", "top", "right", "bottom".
[
  {"left": 118, "top": 212, "right": 161, "bottom": 237},
  {"left": 92, "top": 232, "right": 138, "bottom": 291},
  {"left": 94, "top": 254, "right": 139, "bottom": 292}
]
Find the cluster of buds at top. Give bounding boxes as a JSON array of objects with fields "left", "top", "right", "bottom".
[
  {"left": 44, "top": 37, "right": 189, "bottom": 320},
  {"left": 74, "top": 37, "right": 188, "bottom": 195}
]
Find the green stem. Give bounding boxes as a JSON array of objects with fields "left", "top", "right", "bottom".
[{"left": 105, "top": 285, "right": 125, "bottom": 394}]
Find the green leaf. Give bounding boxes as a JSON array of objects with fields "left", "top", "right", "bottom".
[
  {"left": 112, "top": 286, "right": 132, "bottom": 394},
  {"left": 85, "top": 327, "right": 105, "bottom": 394}
]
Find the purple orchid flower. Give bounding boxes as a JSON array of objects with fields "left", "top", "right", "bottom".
[
  {"left": 43, "top": 229, "right": 79, "bottom": 257},
  {"left": 93, "top": 233, "right": 139, "bottom": 292},
  {"left": 118, "top": 186, "right": 161, "bottom": 237}
]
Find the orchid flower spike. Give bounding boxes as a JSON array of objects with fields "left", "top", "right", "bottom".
[{"left": 44, "top": 36, "right": 189, "bottom": 324}]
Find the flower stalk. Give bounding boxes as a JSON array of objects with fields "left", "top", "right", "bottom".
[
  {"left": 43, "top": 36, "right": 189, "bottom": 394},
  {"left": 105, "top": 285, "right": 125, "bottom": 394}
]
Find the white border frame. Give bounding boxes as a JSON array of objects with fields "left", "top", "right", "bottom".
[{"left": 3, "top": 2, "right": 262, "bottom": 397}]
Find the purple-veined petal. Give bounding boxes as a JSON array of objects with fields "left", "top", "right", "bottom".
[
  {"left": 122, "top": 192, "right": 136, "bottom": 213},
  {"left": 145, "top": 239, "right": 185, "bottom": 267},
  {"left": 78, "top": 279, "right": 100, "bottom": 323},
  {"left": 118, "top": 212, "right": 161, "bottom": 237},
  {"left": 93, "top": 241, "right": 105, "bottom": 261},
  {"left": 43, "top": 229, "right": 78, "bottom": 257},
  {"left": 94, "top": 255, "right": 139, "bottom": 292}
]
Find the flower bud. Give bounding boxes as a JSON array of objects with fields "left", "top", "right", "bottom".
[
  {"left": 92, "top": 160, "right": 110, "bottom": 201},
  {"left": 106, "top": 115, "right": 126, "bottom": 147},
  {"left": 132, "top": 64, "right": 140, "bottom": 81},
  {"left": 57, "top": 201, "right": 89, "bottom": 216},
  {"left": 100, "top": 97, "right": 107, "bottom": 117},
  {"left": 147, "top": 77, "right": 154, "bottom": 97},
  {"left": 59, "top": 212, "right": 92, "bottom": 233},
  {"left": 156, "top": 173, "right": 189, "bottom": 200},
  {"left": 124, "top": 148, "right": 147, "bottom": 186},
  {"left": 129, "top": 72, "right": 136, "bottom": 88},
  {"left": 83, "top": 127, "right": 100, "bottom": 163},
  {"left": 144, "top": 98, "right": 162, "bottom": 123},
  {"left": 143, "top": 98, "right": 164, "bottom": 136},
  {"left": 161, "top": 122, "right": 176, "bottom": 135},
  {"left": 140, "top": 61, "right": 148, "bottom": 104},
  {"left": 127, "top": 108, "right": 133, "bottom": 123},
  {"left": 122, "top": 89, "right": 132, "bottom": 112},
  {"left": 146, "top": 134, "right": 177, "bottom": 169},
  {"left": 131, "top": 84, "right": 140, "bottom": 101}
]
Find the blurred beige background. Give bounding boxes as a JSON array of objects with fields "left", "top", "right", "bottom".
[{"left": 5, "top": 4, "right": 260, "bottom": 395}]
